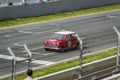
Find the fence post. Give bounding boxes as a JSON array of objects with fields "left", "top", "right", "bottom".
[
  {"left": 24, "top": 44, "right": 32, "bottom": 69},
  {"left": 7, "top": 47, "right": 16, "bottom": 80},
  {"left": 75, "top": 34, "right": 83, "bottom": 78},
  {"left": 113, "top": 26, "right": 120, "bottom": 71}
]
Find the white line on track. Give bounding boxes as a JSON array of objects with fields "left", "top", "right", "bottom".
[
  {"left": 18, "top": 29, "right": 59, "bottom": 34},
  {"left": 0, "top": 54, "right": 55, "bottom": 65},
  {"left": 5, "top": 35, "right": 11, "bottom": 37},
  {"left": 30, "top": 52, "right": 41, "bottom": 55},
  {"left": 13, "top": 43, "right": 55, "bottom": 55},
  {"left": 20, "top": 26, "right": 43, "bottom": 31},
  {"left": 13, "top": 43, "right": 24, "bottom": 46},
  {"left": 42, "top": 52, "right": 55, "bottom": 55},
  {"left": 34, "top": 29, "right": 59, "bottom": 34},
  {"left": 23, "top": 48, "right": 55, "bottom": 55},
  {"left": 24, "top": 52, "right": 42, "bottom": 55},
  {"left": 30, "top": 46, "right": 43, "bottom": 50},
  {"left": 31, "top": 60, "right": 55, "bottom": 65},
  {"left": 0, "top": 54, "right": 25, "bottom": 61},
  {"left": 18, "top": 30, "right": 33, "bottom": 34},
  {"left": 21, "top": 46, "right": 43, "bottom": 52},
  {"left": 106, "top": 15, "right": 120, "bottom": 19}
]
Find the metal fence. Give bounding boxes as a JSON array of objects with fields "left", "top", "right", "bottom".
[{"left": 7, "top": 44, "right": 32, "bottom": 80}]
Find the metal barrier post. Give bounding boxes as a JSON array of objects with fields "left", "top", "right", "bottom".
[
  {"left": 113, "top": 26, "right": 120, "bottom": 71},
  {"left": 7, "top": 47, "right": 16, "bottom": 80},
  {"left": 24, "top": 44, "right": 32, "bottom": 69},
  {"left": 75, "top": 34, "right": 83, "bottom": 78}
]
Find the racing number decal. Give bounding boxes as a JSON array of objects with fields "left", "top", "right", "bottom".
[{"left": 68, "top": 41, "right": 71, "bottom": 47}]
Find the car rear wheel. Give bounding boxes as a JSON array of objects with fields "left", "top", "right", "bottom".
[{"left": 75, "top": 42, "right": 80, "bottom": 49}]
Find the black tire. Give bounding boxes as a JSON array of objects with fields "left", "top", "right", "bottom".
[
  {"left": 60, "top": 46, "right": 65, "bottom": 52},
  {"left": 75, "top": 42, "right": 80, "bottom": 49},
  {"left": 45, "top": 48, "right": 49, "bottom": 51}
]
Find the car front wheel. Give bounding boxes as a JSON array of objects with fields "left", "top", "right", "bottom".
[
  {"left": 60, "top": 46, "right": 65, "bottom": 52},
  {"left": 45, "top": 48, "right": 49, "bottom": 51}
]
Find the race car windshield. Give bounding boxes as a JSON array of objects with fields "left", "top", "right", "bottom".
[{"left": 51, "top": 34, "right": 64, "bottom": 40}]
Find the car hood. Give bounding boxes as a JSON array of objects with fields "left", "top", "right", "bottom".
[
  {"left": 46, "top": 38, "right": 57, "bottom": 43},
  {"left": 46, "top": 38, "right": 65, "bottom": 43},
  {"left": 49, "top": 39, "right": 57, "bottom": 42}
]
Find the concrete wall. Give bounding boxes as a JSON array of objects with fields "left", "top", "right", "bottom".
[{"left": 0, "top": 0, "right": 120, "bottom": 20}]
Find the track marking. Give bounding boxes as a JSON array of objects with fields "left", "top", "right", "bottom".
[
  {"left": 43, "top": 52, "right": 55, "bottom": 55},
  {"left": 19, "top": 29, "right": 59, "bottom": 34},
  {"left": 29, "top": 46, "right": 43, "bottom": 50},
  {"left": 31, "top": 52, "right": 41, "bottom": 55},
  {"left": 20, "top": 27, "right": 43, "bottom": 31},
  {"left": 34, "top": 29, "right": 59, "bottom": 34},
  {"left": 106, "top": 15, "right": 120, "bottom": 19},
  {"left": 5, "top": 35, "right": 11, "bottom": 37},
  {"left": 13, "top": 43, "right": 24, "bottom": 46},
  {"left": 0, "top": 54, "right": 55, "bottom": 65},
  {"left": 30, "top": 59, "right": 55, "bottom": 65},
  {"left": 24, "top": 52, "right": 41, "bottom": 55},
  {"left": 49, "top": 23, "right": 60, "bottom": 26},
  {"left": 21, "top": 46, "right": 43, "bottom": 52},
  {"left": 13, "top": 43, "right": 55, "bottom": 56},
  {"left": 0, "top": 54, "right": 25, "bottom": 61},
  {"left": 18, "top": 30, "right": 33, "bottom": 34}
]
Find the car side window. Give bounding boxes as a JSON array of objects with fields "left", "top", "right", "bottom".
[{"left": 59, "top": 34, "right": 64, "bottom": 40}]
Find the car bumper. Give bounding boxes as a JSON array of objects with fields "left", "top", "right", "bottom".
[{"left": 44, "top": 46, "right": 60, "bottom": 50}]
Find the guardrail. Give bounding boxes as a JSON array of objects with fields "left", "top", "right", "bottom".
[{"left": 34, "top": 55, "right": 118, "bottom": 80}]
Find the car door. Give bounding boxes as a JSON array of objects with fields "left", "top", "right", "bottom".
[
  {"left": 69, "top": 34, "right": 77, "bottom": 47},
  {"left": 66, "top": 34, "right": 73, "bottom": 48}
]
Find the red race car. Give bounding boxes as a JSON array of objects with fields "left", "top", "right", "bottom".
[{"left": 44, "top": 30, "right": 79, "bottom": 52}]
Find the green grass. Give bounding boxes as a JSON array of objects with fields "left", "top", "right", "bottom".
[
  {"left": 2, "top": 48, "right": 116, "bottom": 80},
  {"left": 0, "top": 4, "right": 120, "bottom": 28}
]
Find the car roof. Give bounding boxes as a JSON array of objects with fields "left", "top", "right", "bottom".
[{"left": 54, "top": 30, "right": 75, "bottom": 35}]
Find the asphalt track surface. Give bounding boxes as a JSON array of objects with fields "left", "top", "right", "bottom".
[{"left": 0, "top": 10, "right": 120, "bottom": 78}]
